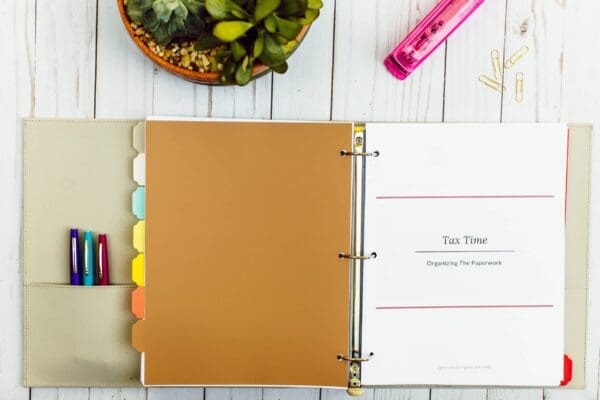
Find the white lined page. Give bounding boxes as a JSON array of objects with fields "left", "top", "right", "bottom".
[{"left": 361, "top": 124, "right": 568, "bottom": 386}]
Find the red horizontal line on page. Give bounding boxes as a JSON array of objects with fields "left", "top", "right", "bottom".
[
  {"left": 376, "top": 305, "right": 555, "bottom": 310},
  {"left": 376, "top": 195, "right": 555, "bottom": 200}
]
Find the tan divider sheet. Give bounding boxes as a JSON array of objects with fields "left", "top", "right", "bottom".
[{"left": 136, "top": 120, "right": 353, "bottom": 387}]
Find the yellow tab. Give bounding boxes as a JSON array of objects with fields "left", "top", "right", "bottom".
[
  {"left": 132, "top": 253, "right": 145, "bottom": 286},
  {"left": 133, "top": 220, "right": 145, "bottom": 253}
]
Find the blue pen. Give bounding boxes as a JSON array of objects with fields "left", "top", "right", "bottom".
[
  {"left": 70, "top": 229, "right": 81, "bottom": 285},
  {"left": 82, "top": 231, "right": 95, "bottom": 285}
]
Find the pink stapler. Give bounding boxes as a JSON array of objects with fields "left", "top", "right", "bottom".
[{"left": 385, "top": 0, "right": 486, "bottom": 80}]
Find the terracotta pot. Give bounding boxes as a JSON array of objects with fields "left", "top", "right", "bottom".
[{"left": 117, "top": 0, "right": 310, "bottom": 85}]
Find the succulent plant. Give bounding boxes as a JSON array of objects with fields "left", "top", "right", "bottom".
[
  {"left": 127, "top": 0, "right": 208, "bottom": 45},
  {"left": 197, "top": 0, "right": 324, "bottom": 85}
]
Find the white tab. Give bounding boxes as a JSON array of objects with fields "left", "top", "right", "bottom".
[{"left": 133, "top": 154, "right": 146, "bottom": 186}]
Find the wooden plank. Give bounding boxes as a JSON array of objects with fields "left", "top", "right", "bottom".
[
  {"left": 430, "top": 388, "right": 487, "bottom": 400},
  {"left": 89, "top": 388, "right": 147, "bottom": 400},
  {"left": 271, "top": 0, "right": 335, "bottom": 121},
  {"left": 147, "top": 388, "right": 204, "bottom": 400},
  {"left": 95, "top": 0, "right": 154, "bottom": 118},
  {"left": 31, "top": 389, "right": 89, "bottom": 400},
  {"left": 205, "top": 388, "right": 262, "bottom": 400},
  {"left": 331, "top": 0, "right": 445, "bottom": 122},
  {"left": 488, "top": 388, "right": 543, "bottom": 400},
  {"left": 373, "top": 388, "right": 430, "bottom": 400},
  {"left": 152, "top": 69, "right": 199, "bottom": 115},
  {"left": 542, "top": 390, "right": 588, "bottom": 400},
  {"left": 34, "top": 0, "right": 97, "bottom": 117},
  {"left": 263, "top": 388, "right": 319, "bottom": 400},
  {"left": 443, "top": 0, "right": 507, "bottom": 122},
  {"left": 0, "top": 1, "right": 35, "bottom": 399},
  {"left": 501, "top": 0, "right": 566, "bottom": 122},
  {"left": 321, "top": 388, "right": 374, "bottom": 400},
  {"left": 209, "top": 78, "right": 272, "bottom": 119}
]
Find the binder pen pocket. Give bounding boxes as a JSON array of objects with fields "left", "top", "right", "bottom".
[{"left": 24, "top": 283, "right": 140, "bottom": 387}]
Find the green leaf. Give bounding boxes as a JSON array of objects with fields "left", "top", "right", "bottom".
[
  {"left": 299, "top": 8, "right": 319, "bottom": 24},
  {"left": 230, "top": 8, "right": 250, "bottom": 18},
  {"left": 281, "top": 39, "right": 297, "bottom": 54},
  {"left": 253, "top": 30, "right": 265, "bottom": 57},
  {"left": 277, "top": 0, "right": 307, "bottom": 17},
  {"left": 271, "top": 61, "right": 288, "bottom": 73},
  {"left": 181, "top": 0, "right": 205, "bottom": 14},
  {"left": 141, "top": 10, "right": 161, "bottom": 31},
  {"left": 127, "top": 0, "right": 153, "bottom": 23},
  {"left": 264, "top": 15, "right": 277, "bottom": 32},
  {"left": 231, "top": 40, "right": 247, "bottom": 61},
  {"left": 194, "top": 33, "right": 225, "bottom": 50},
  {"left": 259, "top": 33, "right": 286, "bottom": 66},
  {"left": 273, "top": 34, "right": 288, "bottom": 44},
  {"left": 206, "top": 0, "right": 233, "bottom": 19},
  {"left": 235, "top": 56, "right": 253, "bottom": 85},
  {"left": 274, "top": 16, "right": 301, "bottom": 40},
  {"left": 168, "top": 16, "right": 187, "bottom": 37},
  {"left": 152, "top": 24, "right": 171, "bottom": 44},
  {"left": 254, "top": 0, "right": 281, "bottom": 21},
  {"left": 184, "top": 12, "right": 206, "bottom": 37},
  {"left": 307, "top": 0, "right": 322, "bottom": 9},
  {"left": 153, "top": 0, "right": 181, "bottom": 22},
  {"left": 213, "top": 20, "right": 254, "bottom": 42}
]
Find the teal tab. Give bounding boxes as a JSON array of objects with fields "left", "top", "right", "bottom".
[{"left": 132, "top": 186, "right": 146, "bottom": 219}]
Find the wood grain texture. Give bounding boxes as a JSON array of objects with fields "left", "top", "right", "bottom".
[
  {"left": 0, "top": 0, "right": 34, "bottom": 399},
  {"left": 205, "top": 388, "right": 261, "bottom": 400},
  {"left": 430, "top": 388, "right": 487, "bottom": 400},
  {"left": 95, "top": 0, "right": 154, "bottom": 118},
  {"left": 501, "top": 0, "right": 566, "bottom": 122},
  {"left": 89, "top": 388, "right": 147, "bottom": 400},
  {"left": 147, "top": 388, "right": 204, "bottom": 400},
  {"left": 443, "top": 0, "right": 507, "bottom": 122},
  {"left": 263, "top": 388, "right": 319, "bottom": 400},
  {"left": 331, "top": 0, "right": 445, "bottom": 121},
  {"left": 34, "top": 0, "right": 97, "bottom": 117}
]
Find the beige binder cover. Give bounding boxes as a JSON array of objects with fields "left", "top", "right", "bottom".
[
  {"left": 23, "top": 120, "right": 141, "bottom": 387},
  {"left": 22, "top": 119, "right": 590, "bottom": 389}
]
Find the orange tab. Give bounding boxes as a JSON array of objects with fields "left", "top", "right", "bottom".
[
  {"left": 131, "top": 287, "right": 145, "bottom": 319},
  {"left": 131, "top": 319, "right": 146, "bottom": 353}
]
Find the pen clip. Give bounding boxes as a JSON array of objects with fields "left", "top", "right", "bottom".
[
  {"left": 71, "top": 237, "right": 78, "bottom": 274},
  {"left": 98, "top": 242, "right": 103, "bottom": 279},
  {"left": 84, "top": 239, "right": 90, "bottom": 275}
]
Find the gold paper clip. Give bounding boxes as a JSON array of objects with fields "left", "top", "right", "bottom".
[
  {"left": 504, "top": 45, "right": 529, "bottom": 70},
  {"left": 478, "top": 74, "right": 505, "bottom": 93},
  {"left": 340, "top": 150, "right": 380, "bottom": 157},
  {"left": 516, "top": 72, "right": 524, "bottom": 102},
  {"left": 491, "top": 49, "right": 502, "bottom": 80},
  {"left": 338, "top": 252, "right": 377, "bottom": 260}
]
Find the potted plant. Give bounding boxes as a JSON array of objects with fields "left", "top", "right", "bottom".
[{"left": 119, "top": 0, "right": 322, "bottom": 85}]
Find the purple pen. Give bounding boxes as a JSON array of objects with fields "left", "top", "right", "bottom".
[
  {"left": 385, "top": 0, "right": 487, "bottom": 80},
  {"left": 70, "top": 228, "right": 82, "bottom": 285}
]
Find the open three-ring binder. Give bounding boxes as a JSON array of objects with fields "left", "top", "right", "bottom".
[{"left": 23, "top": 119, "right": 591, "bottom": 393}]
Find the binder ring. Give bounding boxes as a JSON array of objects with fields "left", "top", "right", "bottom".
[
  {"left": 337, "top": 352, "right": 374, "bottom": 362},
  {"left": 338, "top": 252, "right": 377, "bottom": 260},
  {"left": 340, "top": 150, "right": 380, "bottom": 157}
]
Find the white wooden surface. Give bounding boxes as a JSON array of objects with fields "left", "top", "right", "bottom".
[{"left": 1, "top": 0, "right": 598, "bottom": 399}]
